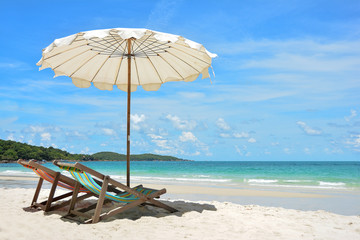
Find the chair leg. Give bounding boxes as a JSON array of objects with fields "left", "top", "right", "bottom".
[
  {"left": 68, "top": 182, "right": 81, "bottom": 214},
  {"left": 44, "top": 172, "right": 60, "bottom": 212},
  {"left": 31, "top": 177, "right": 44, "bottom": 207},
  {"left": 92, "top": 176, "right": 110, "bottom": 223}
]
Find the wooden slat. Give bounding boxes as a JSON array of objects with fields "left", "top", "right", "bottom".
[
  {"left": 45, "top": 172, "right": 60, "bottom": 211},
  {"left": 99, "top": 199, "right": 145, "bottom": 221},
  {"left": 92, "top": 176, "right": 109, "bottom": 223},
  {"left": 31, "top": 177, "right": 43, "bottom": 206},
  {"left": 68, "top": 182, "right": 80, "bottom": 214}
]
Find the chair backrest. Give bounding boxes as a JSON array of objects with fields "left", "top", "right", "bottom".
[
  {"left": 53, "top": 161, "right": 143, "bottom": 202},
  {"left": 17, "top": 159, "right": 89, "bottom": 192}
]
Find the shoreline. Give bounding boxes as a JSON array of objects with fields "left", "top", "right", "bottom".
[{"left": 1, "top": 175, "right": 359, "bottom": 216}]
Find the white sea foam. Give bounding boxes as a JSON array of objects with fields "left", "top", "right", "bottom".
[
  {"left": 318, "top": 181, "right": 346, "bottom": 186},
  {"left": 247, "top": 179, "right": 278, "bottom": 184},
  {"left": 110, "top": 175, "right": 231, "bottom": 183},
  {"left": 0, "top": 170, "right": 36, "bottom": 176},
  {"left": 284, "top": 180, "right": 312, "bottom": 183},
  {"left": 248, "top": 183, "right": 347, "bottom": 190}
]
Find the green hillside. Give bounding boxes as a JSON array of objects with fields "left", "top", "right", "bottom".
[
  {"left": 0, "top": 139, "right": 189, "bottom": 162},
  {"left": 92, "top": 151, "right": 187, "bottom": 161}
]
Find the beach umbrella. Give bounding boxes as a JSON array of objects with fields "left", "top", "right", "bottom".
[{"left": 37, "top": 28, "right": 216, "bottom": 186}]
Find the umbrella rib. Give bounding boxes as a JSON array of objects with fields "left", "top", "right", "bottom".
[
  {"left": 90, "top": 34, "right": 125, "bottom": 57},
  {"left": 135, "top": 43, "right": 164, "bottom": 84},
  {"left": 135, "top": 40, "right": 169, "bottom": 57},
  {"left": 108, "top": 32, "right": 127, "bottom": 56},
  {"left": 90, "top": 39, "right": 119, "bottom": 55},
  {"left": 170, "top": 44, "right": 211, "bottom": 65},
  {"left": 69, "top": 52, "right": 100, "bottom": 77},
  {"left": 51, "top": 48, "right": 93, "bottom": 70},
  {"left": 166, "top": 50, "right": 202, "bottom": 74},
  {"left": 135, "top": 38, "right": 169, "bottom": 56},
  {"left": 105, "top": 34, "right": 125, "bottom": 85},
  {"left": 113, "top": 39, "right": 130, "bottom": 86},
  {"left": 90, "top": 55, "right": 111, "bottom": 82},
  {"left": 113, "top": 56, "right": 124, "bottom": 85},
  {"left": 156, "top": 53, "right": 184, "bottom": 79},
  {"left": 42, "top": 43, "right": 89, "bottom": 61},
  {"left": 108, "top": 33, "right": 126, "bottom": 57},
  {"left": 132, "top": 33, "right": 152, "bottom": 53},
  {"left": 147, "top": 56, "right": 164, "bottom": 84},
  {"left": 90, "top": 37, "right": 128, "bottom": 83}
]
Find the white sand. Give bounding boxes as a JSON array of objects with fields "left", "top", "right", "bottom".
[{"left": 0, "top": 188, "right": 359, "bottom": 240}]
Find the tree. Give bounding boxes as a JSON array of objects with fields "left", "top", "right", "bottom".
[{"left": 2, "top": 149, "right": 18, "bottom": 160}]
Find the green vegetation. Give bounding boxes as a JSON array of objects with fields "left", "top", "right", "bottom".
[
  {"left": 92, "top": 152, "right": 187, "bottom": 161},
  {"left": 0, "top": 139, "right": 189, "bottom": 162},
  {"left": 0, "top": 139, "right": 90, "bottom": 161}
]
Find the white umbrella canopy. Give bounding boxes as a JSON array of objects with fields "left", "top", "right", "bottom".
[
  {"left": 37, "top": 28, "right": 216, "bottom": 186},
  {"left": 37, "top": 28, "right": 216, "bottom": 91}
]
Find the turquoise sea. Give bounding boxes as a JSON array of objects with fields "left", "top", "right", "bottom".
[{"left": 1, "top": 161, "right": 359, "bottom": 190}]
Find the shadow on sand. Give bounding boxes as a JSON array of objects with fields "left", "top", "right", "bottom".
[{"left": 41, "top": 199, "right": 217, "bottom": 224}]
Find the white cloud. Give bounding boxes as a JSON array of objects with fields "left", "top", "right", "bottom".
[
  {"left": 7, "top": 133, "right": 15, "bottom": 141},
  {"left": 345, "top": 134, "right": 360, "bottom": 152},
  {"left": 233, "top": 132, "right": 249, "bottom": 138},
  {"left": 217, "top": 39, "right": 360, "bottom": 72},
  {"left": 235, "top": 145, "right": 251, "bottom": 156},
  {"left": 219, "top": 133, "right": 231, "bottom": 138},
  {"left": 193, "top": 151, "right": 201, "bottom": 156},
  {"left": 296, "top": 121, "right": 322, "bottom": 135},
  {"left": 29, "top": 126, "right": 46, "bottom": 133},
  {"left": 345, "top": 109, "right": 357, "bottom": 122},
  {"left": 216, "top": 118, "right": 230, "bottom": 131},
  {"left": 146, "top": 0, "right": 178, "bottom": 28},
  {"left": 130, "top": 114, "right": 147, "bottom": 131},
  {"left": 283, "top": 148, "right": 291, "bottom": 154},
  {"left": 131, "top": 114, "right": 146, "bottom": 124},
  {"left": 148, "top": 133, "right": 163, "bottom": 140},
  {"left": 65, "top": 130, "right": 88, "bottom": 140},
  {"left": 102, "top": 128, "right": 116, "bottom": 136},
  {"left": 153, "top": 139, "right": 170, "bottom": 149},
  {"left": 80, "top": 147, "right": 90, "bottom": 154},
  {"left": 248, "top": 138, "right": 256, "bottom": 143},
  {"left": 240, "top": 53, "right": 360, "bottom": 72},
  {"left": 0, "top": 61, "right": 30, "bottom": 70},
  {"left": 324, "top": 147, "right": 344, "bottom": 154},
  {"left": 235, "top": 145, "right": 242, "bottom": 155},
  {"left": 40, "top": 132, "right": 51, "bottom": 141},
  {"left": 304, "top": 147, "right": 311, "bottom": 154},
  {"left": 166, "top": 114, "right": 197, "bottom": 130},
  {"left": 179, "top": 131, "right": 197, "bottom": 142},
  {"left": 177, "top": 92, "right": 205, "bottom": 99},
  {"left": 215, "top": 39, "right": 360, "bottom": 56}
]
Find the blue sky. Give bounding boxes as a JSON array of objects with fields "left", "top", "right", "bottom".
[{"left": 1, "top": 0, "right": 359, "bottom": 161}]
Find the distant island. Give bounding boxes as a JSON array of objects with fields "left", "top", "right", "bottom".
[{"left": 0, "top": 139, "right": 191, "bottom": 162}]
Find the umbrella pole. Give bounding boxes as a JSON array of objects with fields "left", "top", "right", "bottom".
[{"left": 126, "top": 38, "right": 132, "bottom": 187}]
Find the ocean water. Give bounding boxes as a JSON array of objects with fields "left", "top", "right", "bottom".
[{"left": 1, "top": 161, "right": 359, "bottom": 191}]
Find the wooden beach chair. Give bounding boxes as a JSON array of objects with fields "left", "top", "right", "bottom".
[
  {"left": 53, "top": 160, "right": 178, "bottom": 224},
  {"left": 17, "top": 159, "right": 94, "bottom": 212}
]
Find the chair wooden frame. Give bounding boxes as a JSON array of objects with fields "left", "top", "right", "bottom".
[
  {"left": 53, "top": 160, "right": 178, "bottom": 224},
  {"left": 17, "top": 159, "right": 94, "bottom": 212}
]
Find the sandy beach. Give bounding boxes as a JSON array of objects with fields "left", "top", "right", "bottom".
[{"left": 0, "top": 176, "right": 359, "bottom": 240}]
